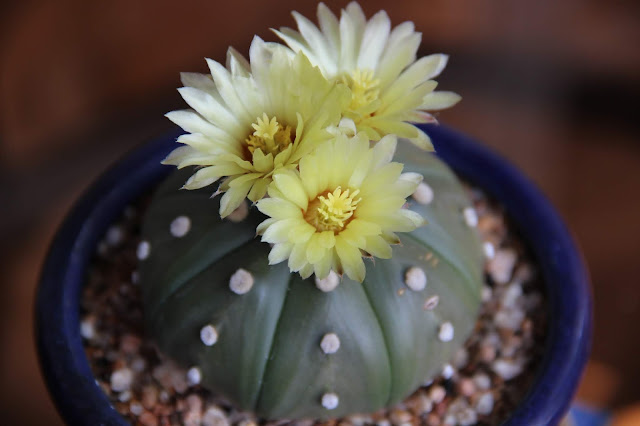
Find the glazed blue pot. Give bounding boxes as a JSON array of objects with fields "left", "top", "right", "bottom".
[{"left": 35, "top": 124, "right": 591, "bottom": 425}]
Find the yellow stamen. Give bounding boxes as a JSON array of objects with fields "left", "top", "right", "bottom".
[
  {"left": 305, "top": 186, "right": 361, "bottom": 233},
  {"left": 246, "top": 113, "right": 294, "bottom": 156},
  {"left": 342, "top": 69, "right": 380, "bottom": 112}
]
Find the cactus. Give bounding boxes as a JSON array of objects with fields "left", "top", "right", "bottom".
[{"left": 139, "top": 140, "right": 483, "bottom": 420}]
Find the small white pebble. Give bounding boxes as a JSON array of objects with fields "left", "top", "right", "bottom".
[
  {"left": 105, "top": 225, "right": 124, "bottom": 247},
  {"left": 131, "top": 357, "right": 147, "bottom": 373},
  {"left": 136, "top": 241, "right": 150, "bottom": 260},
  {"left": 412, "top": 182, "right": 434, "bottom": 205},
  {"left": 463, "top": 207, "right": 478, "bottom": 227},
  {"left": 475, "top": 392, "right": 495, "bottom": 415},
  {"left": 227, "top": 200, "right": 249, "bottom": 222},
  {"left": 80, "top": 317, "right": 96, "bottom": 340},
  {"left": 131, "top": 270, "right": 140, "bottom": 285},
  {"left": 481, "top": 285, "right": 493, "bottom": 302},
  {"left": 129, "top": 401, "right": 144, "bottom": 416},
  {"left": 187, "top": 366, "right": 202, "bottom": 385},
  {"left": 488, "top": 249, "right": 517, "bottom": 284},
  {"left": 320, "top": 333, "right": 341, "bottom": 354},
  {"left": 441, "top": 363, "right": 455, "bottom": 379},
  {"left": 118, "top": 390, "right": 132, "bottom": 402},
  {"left": 315, "top": 270, "right": 340, "bottom": 292},
  {"left": 438, "top": 322, "right": 455, "bottom": 342},
  {"left": 229, "top": 268, "right": 254, "bottom": 295},
  {"left": 428, "top": 385, "right": 446, "bottom": 403},
  {"left": 159, "top": 390, "right": 170, "bottom": 403},
  {"left": 170, "top": 215, "right": 191, "bottom": 238},
  {"left": 110, "top": 367, "right": 133, "bottom": 392},
  {"left": 495, "top": 308, "right": 525, "bottom": 331},
  {"left": 321, "top": 393, "right": 339, "bottom": 410},
  {"left": 423, "top": 295, "right": 439, "bottom": 310},
  {"left": 483, "top": 241, "right": 495, "bottom": 259},
  {"left": 501, "top": 283, "right": 523, "bottom": 307},
  {"left": 202, "top": 406, "right": 229, "bottom": 426},
  {"left": 200, "top": 324, "right": 219, "bottom": 346},
  {"left": 472, "top": 373, "right": 491, "bottom": 390},
  {"left": 492, "top": 358, "right": 524, "bottom": 380},
  {"left": 405, "top": 267, "right": 427, "bottom": 292}
]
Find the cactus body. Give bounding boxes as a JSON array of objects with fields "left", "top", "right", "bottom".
[{"left": 140, "top": 141, "right": 483, "bottom": 419}]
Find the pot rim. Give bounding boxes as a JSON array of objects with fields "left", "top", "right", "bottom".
[{"left": 35, "top": 124, "right": 591, "bottom": 425}]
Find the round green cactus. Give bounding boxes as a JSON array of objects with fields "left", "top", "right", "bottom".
[{"left": 139, "top": 141, "right": 483, "bottom": 420}]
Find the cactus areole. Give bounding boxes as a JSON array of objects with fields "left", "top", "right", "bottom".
[{"left": 139, "top": 141, "right": 484, "bottom": 420}]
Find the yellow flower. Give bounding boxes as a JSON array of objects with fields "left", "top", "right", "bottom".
[
  {"left": 163, "top": 37, "right": 350, "bottom": 217},
  {"left": 274, "top": 2, "right": 461, "bottom": 150},
  {"left": 256, "top": 133, "right": 426, "bottom": 282}
]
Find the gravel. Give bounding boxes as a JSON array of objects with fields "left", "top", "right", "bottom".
[{"left": 81, "top": 184, "right": 547, "bottom": 425}]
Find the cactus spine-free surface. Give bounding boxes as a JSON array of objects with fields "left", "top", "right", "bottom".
[{"left": 139, "top": 141, "right": 484, "bottom": 420}]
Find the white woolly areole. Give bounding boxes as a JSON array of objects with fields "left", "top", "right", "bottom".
[
  {"left": 405, "top": 267, "right": 427, "bottom": 291},
  {"left": 320, "top": 333, "right": 341, "bottom": 354},
  {"left": 170, "top": 215, "right": 191, "bottom": 238},
  {"left": 187, "top": 367, "right": 201, "bottom": 385},
  {"left": 412, "top": 182, "right": 434, "bottom": 205},
  {"left": 136, "top": 241, "right": 150, "bottom": 260},
  {"left": 442, "top": 363, "right": 455, "bottom": 379},
  {"left": 229, "top": 268, "right": 254, "bottom": 295},
  {"left": 423, "top": 295, "right": 440, "bottom": 310},
  {"left": 227, "top": 201, "right": 249, "bottom": 223},
  {"left": 321, "top": 393, "right": 339, "bottom": 410},
  {"left": 200, "top": 325, "right": 218, "bottom": 346},
  {"left": 463, "top": 207, "right": 478, "bottom": 227},
  {"left": 315, "top": 270, "right": 340, "bottom": 292},
  {"left": 438, "top": 322, "right": 455, "bottom": 342},
  {"left": 483, "top": 242, "right": 496, "bottom": 259}
]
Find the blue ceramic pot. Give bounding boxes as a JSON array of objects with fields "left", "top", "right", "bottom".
[{"left": 35, "top": 124, "right": 591, "bottom": 425}]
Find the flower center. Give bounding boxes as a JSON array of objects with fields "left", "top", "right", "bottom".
[
  {"left": 305, "top": 186, "right": 361, "bottom": 233},
  {"left": 245, "top": 113, "right": 294, "bottom": 156},
  {"left": 342, "top": 69, "right": 380, "bottom": 111}
]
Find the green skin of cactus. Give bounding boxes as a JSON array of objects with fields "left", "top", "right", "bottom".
[{"left": 139, "top": 141, "right": 484, "bottom": 420}]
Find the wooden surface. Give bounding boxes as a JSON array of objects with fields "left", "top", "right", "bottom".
[{"left": 1, "top": 0, "right": 639, "bottom": 423}]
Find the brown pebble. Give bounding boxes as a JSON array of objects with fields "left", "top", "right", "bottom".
[
  {"left": 479, "top": 343, "right": 497, "bottom": 363},
  {"left": 142, "top": 386, "right": 158, "bottom": 409},
  {"left": 389, "top": 408, "right": 412, "bottom": 424},
  {"left": 425, "top": 413, "right": 440, "bottom": 426},
  {"left": 458, "top": 377, "right": 476, "bottom": 397},
  {"left": 119, "top": 334, "right": 141, "bottom": 355},
  {"left": 139, "top": 411, "right": 159, "bottom": 426}
]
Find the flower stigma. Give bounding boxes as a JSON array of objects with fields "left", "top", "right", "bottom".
[
  {"left": 245, "top": 113, "right": 294, "bottom": 156},
  {"left": 342, "top": 69, "right": 381, "bottom": 112},
  {"left": 305, "top": 186, "right": 362, "bottom": 233}
]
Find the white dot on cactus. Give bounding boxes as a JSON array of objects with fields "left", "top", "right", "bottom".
[
  {"left": 442, "top": 363, "right": 455, "bottom": 379},
  {"left": 463, "top": 207, "right": 478, "bottom": 227},
  {"left": 227, "top": 200, "right": 249, "bottom": 222},
  {"left": 483, "top": 241, "right": 496, "bottom": 259},
  {"left": 315, "top": 270, "right": 340, "bottom": 292},
  {"left": 187, "top": 367, "right": 202, "bottom": 385},
  {"left": 200, "top": 325, "right": 218, "bottom": 346},
  {"left": 423, "top": 295, "right": 440, "bottom": 310},
  {"left": 438, "top": 322, "right": 455, "bottom": 342},
  {"left": 229, "top": 268, "right": 254, "bottom": 294},
  {"left": 170, "top": 215, "right": 191, "bottom": 238},
  {"left": 321, "top": 393, "right": 339, "bottom": 410},
  {"left": 136, "top": 241, "right": 150, "bottom": 260},
  {"left": 412, "top": 182, "right": 434, "bottom": 205},
  {"left": 320, "top": 333, "right": 341, "bottom": 354},
  {"left": 405, "top": 267, "right": 427, "bottom": 292}
]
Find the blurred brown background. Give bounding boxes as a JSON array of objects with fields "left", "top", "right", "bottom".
[{"left": 1, "top": 0, "right": 639, "bottom": 424}]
